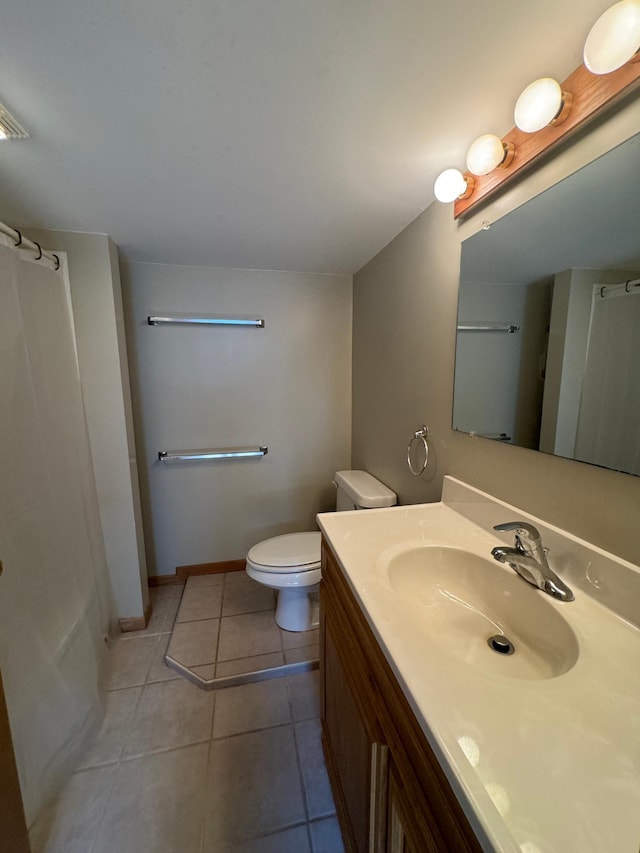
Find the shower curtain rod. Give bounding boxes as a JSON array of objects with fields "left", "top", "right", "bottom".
[
  {"left": 599, "top": 277, "right": 640, "bottom": 298},
  {"left": 0, "top": 220, "right": 60, "bottom": 269}
]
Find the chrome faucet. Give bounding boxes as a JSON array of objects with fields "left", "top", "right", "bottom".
[{"left": 491, "top": 521, "right": 574, "bottom": 602}]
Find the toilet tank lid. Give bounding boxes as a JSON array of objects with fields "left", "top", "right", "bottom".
[
  {"left": 334, "top": 470, "right": 397, "bottom": 508},
  {"left": 247, "top": 532, "right": 321, "bottom": 568}
]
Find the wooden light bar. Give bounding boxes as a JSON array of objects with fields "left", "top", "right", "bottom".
[{"left": 454, "top": 59, "right": 640, "bottom": 219}]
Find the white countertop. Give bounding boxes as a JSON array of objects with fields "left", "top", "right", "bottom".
[{"left": 317, "top": 477, "right": 640, "bottom": 853}]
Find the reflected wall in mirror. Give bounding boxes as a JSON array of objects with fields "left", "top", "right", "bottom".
[{"left": 453, "top": 132, "right": 640, "bottom": 476}]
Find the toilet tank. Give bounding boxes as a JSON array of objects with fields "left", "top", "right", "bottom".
[{"left": 334, "top": 470, "right": 397, "bottom": 511}]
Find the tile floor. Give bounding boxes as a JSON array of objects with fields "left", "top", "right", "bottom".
[
  {"left": 29, "top": 583, "right": 344, "bottom": 853},
  {"left": 166, "top": 572, "right": 319, "bottom": 687}
]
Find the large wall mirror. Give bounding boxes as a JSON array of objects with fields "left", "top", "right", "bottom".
[{"left": 453, "top": 131, "right": 640, "bottom": 476}]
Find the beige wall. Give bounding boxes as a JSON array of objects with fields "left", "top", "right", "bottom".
[
  {"left": 352, "top": 101, "right": 640, "bottom": 566},
  {"left": 26, "top": 229, "right": 149, "bottom": 621},
  {"left": 122, "top": 263, "right": 352, "bottom": 577}
]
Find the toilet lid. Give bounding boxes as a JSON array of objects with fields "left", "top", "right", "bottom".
[{"left": 247, "top": 532, "right": 321, "bottom": 568}]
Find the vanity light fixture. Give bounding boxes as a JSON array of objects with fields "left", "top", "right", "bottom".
[
  {"left": 433, "top": 4, "right": 640, "bottom": 216},
  {"left": 584, "top": 0, "right": 640, "bottom": 74},
  {"left": 514, "top": 78, "right": 573, "bottom": 133},
  {"left": 466, "top": 134, "right": 515, "bottom": 176},
  {"left": 433, "top": 168, "right": 475, "bottom": 203},
  {"left": 454, "top": 62, "right": 640, "bottom": 216}
]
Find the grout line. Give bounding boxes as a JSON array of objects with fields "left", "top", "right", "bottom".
[
  {"left": 116, "top": 677, "right": 147, "bottom": 770},
  {"left": 212, "top": 716, "right": 295, "bottom": 743},
  {"left": 209, "top": 720, "right": 292, "bottom": 745},
  {"left": 141, "top": 633, "right": 162, "bottom": 683},
  {"left": 119, "top": 737, "right": 213, "bottom": 764},
  {"left": 218, "top": 603, "right": 276, "bottom": 620},
  {"left": 211, "top": 575, "right": 227, "bottom": 672},
  {"left": 85, "top": 744, "right": 125, "bottom": 853},
  {"left": 199, "top": 715, "right": 217, "bottom": 853},
  {"left": 215, "top": 648, "right": 283, "bottom": 666},
  {"left": 292, "top": 716, "right": 312, "bottom": 823},
  {"left": 228, "top": 819, "right": 313, "bottom": 848}
]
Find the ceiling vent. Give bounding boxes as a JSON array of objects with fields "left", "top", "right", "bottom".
[{"left": 0, "top": 103, "right": 29, "bottom": 140}]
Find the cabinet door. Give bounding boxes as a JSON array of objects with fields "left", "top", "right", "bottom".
[
  {"left": 387, "top": 762, "right": 442, "bottom": 853},
  {"left": 323, "top": 619, "right": 372, "bottom": 853}
]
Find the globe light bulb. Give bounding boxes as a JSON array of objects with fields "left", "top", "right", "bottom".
[
  {"left": 434, "top": 168, "right": 473, "bottom": 203},
  {"left": 584, "top": 0, "right": 640, "bottom": 74},
  {"left": 466, "top": 134, "right": 514, "bottom": 176},
  {"left": 514, "top": 78, "right": 568, "bottom": 133}
]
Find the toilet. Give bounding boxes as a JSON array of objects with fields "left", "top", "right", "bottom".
[{"left": 246, "top": 470, "right": 397, "bottom": 631}]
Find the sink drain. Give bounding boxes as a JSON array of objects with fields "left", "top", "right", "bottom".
[{"left": 488, "top": 634, "right": 515, "bottom": 655}]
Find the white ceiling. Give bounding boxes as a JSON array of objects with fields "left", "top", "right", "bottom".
[{"left": 0, "top": 0, "right": 614, "bottom": 273}]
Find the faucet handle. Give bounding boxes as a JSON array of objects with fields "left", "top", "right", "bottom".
[{"left": 493, "top": 521, "right": 542, "bottom": 542}]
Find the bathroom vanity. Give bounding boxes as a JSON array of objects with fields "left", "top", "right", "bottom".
[
  {"left": 320, "top": 538, "right": 483, "bottom": 852},
  {"left": 317, "top": 477, "right": 640, "bottom": 852}
]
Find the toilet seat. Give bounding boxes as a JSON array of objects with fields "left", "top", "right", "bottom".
[{"left": 247, "top": 532, "right": 321, "bottom": 573}]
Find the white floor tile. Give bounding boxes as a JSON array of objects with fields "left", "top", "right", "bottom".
[
  {"left": 166, "top": 618, "right": 219, "bottom": 668},
  {"left": 29, "top": 765, "right": 117, "bottom": 853},
  {"left": 295, "top": 719, "right": 337, "bottom": 820},
  {"left": 220, "top": 824, "right": 312, "bottom": 852},
  {"left": 92, "top": 744, "right": 208, "bottom": 853},
  {"left": 310, "top": 816, "right": 345, "bottom": 853},
  {"left": 215, "top": 650, "right": 284, "bottom": 678},
  {"left": 77, "top": 687, "right": 141, "bottom": 770},
  {"left": 203, "top": 725, "right": 306, "bottom": 847},
  {"left": 124, "top": 678, "right": 215, "bottom": 758},
  {"left": 287, "top": 670, "right": 320, "bottom": 721},
  {"left": 185, "top": 573, "right": 225, "bottom": 588},
  {"left": 221, "top": 574, "right": 275, "bottom": 616},
  {"left": 108, "top": 635, "right": 159, "bottom": 690},
  {"left": 146, "top": 634, "right": 181, "bottom": 683},
  {"left": 285, "top": 643, "right": 319, "bottom": 665},
  {"left": 217, "top": 610, "right": 282, "bottom": 661},
  {"left": 176, "top": 584, "right": 224, "bottom": 622},
  {"left": 212, "top": 678, "right": 290, "bottom": 739}
]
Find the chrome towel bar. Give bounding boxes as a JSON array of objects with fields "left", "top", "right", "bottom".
[
  {"left": 158, "top": 446, "right": 268, "bottom": 463},
  {"left": 148, "top": 314, "right": 264, "bottom": 328}
]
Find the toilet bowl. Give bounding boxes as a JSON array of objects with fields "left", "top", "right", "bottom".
[
  {"left": 246, "top": 470, "right": 396, "bottom": 631},
  {"left": 246, "top": 532, "right": 322, "bottom": 632}
]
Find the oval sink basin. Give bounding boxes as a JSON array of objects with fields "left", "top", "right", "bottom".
[{"left": 384, "top": 546, "right": 579, "bottom": 680}]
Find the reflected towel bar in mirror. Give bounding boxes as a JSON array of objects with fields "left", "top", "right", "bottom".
[
  {"left": 457, "top": 323, "right": 520, "bottom": 333},
  {"left": 158, "top": 446, "right": 268, "bottom": 463}
]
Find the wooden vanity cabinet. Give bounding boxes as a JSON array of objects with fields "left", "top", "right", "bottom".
[{"left": 320, "top": 539, "right": 483, "bottom": 853}]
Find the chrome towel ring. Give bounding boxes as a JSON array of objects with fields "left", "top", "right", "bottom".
[{"left": 407, "top": 425, "right": 429, "bottom": 476}]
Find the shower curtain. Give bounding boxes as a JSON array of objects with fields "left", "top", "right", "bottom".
[
  {"left": 574, "top": 284, "right": 640, "bottom": 475},
  {"left": 0, "top": 237, "right": 113, "bottom": 825}
]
